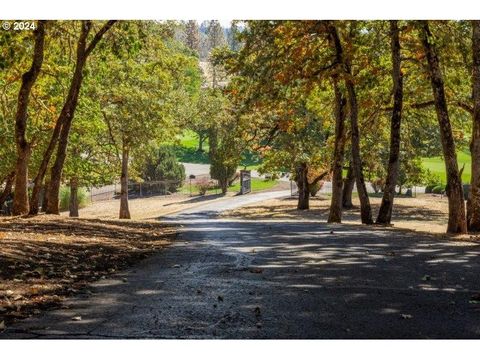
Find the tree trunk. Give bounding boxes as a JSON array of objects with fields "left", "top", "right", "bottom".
[
  {"left": 12, "top": 21, "right": 46, "bottom": 215},
  {"left": 219, "top": 165, "right": 229, "bottom": 195},
  {"left": 469, "top": 21, "right": 480, "bottom": 231},
  {"left": 220, "top": 177, "right": 228, "bottom": 194},
  {"left": 347, "top": 80, "right": 373, "bottom": 224},
  {"left": 419, "top": 20, "right": 466, "bottom": 234},
  {"left": 342, "top": 163, "right": 355, "bottom": 209},
  {"left": 29, "top": 119, "right": 63, "bottom": 214},
  {"left": 46, "top": 20, "right": 116, "bottom": 215},
  {"left": 0, "top": 171, "right": 15, "bottom": 209},
  {"left": 68, "top": 177, "right": 79, "bottom": 217},
  {"left": 328, "top": 22, "right": 372, "bottom": 224},
  {"left": 197, "top": 132, "right": 204, "bottom": 152},
  {"left": 376, "top": 20, "right": 404, "bottom": 225},
  {"left": 119, "top": 142, "right": 131, "bottom": 219},
  {"left": 45, "top": 23, "right": 89, "bottom": 215},
  {"left": 41, "top": 181, "right": 49, "bottom": 212},
  {"left": 296, "top": 162, "right": 309, "bottom": 210},
  {"left": 328, "top": 79, "right": 347, "bottom": 223}
]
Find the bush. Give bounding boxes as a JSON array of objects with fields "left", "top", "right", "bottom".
[
  {"left": 59, "top": 186, "right": 89, "bottom": 211},
  {"left": 425, "top": 184, "right": 437, "bottom": 194},
  {"left": 196, "top": 178, "right": 215, "bottom": 195},
  {"left": 423, "top": 169, "right": 441, "bottom": 187},
  {"left": 142, "top": 146, "right": 185, "bottom": 193}
]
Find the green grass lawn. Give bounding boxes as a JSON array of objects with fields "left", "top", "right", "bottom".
[
  {"left": 178, "top": 131, "right": 472, "bottom": 184},
  {"left": 171, "top": 130, "right": 210, "bottom": 164},
  {"left": 421, "top": 150, "right": 471, "bottom": 183},
  {"left": 228, "top": 178, "right": 278, "bottom": 192},
  {"left": 178, "top": 130, "right": 209, "bottom": 151},
  {"left": 174, "top": 130, "right": 263, "bottom": 169},
  {"left": 181, "top": 178, "right": 278, "bottom": 196}
]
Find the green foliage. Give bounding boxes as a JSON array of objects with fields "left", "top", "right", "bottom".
[
  {"left": 141, "top": 146, "right": 185, "bottom": 192},
  {"left": 397, "top": 156, "right": 427, "bottom": 188},
  {"left": 195, "top": 178, "right": 215, "bottom": 195},
  {"left": 194, "top": 88, "right": 246, "bottom": 194},
  {"left": 59, "top": 186, "right": 89, "bottom": 211}
]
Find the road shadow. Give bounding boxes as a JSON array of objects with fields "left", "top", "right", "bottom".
[
  {"left": 224, "top": 196, "right": 448, "bottom": 226},
  {"left": 162, "top": 193, "right": 226, "bottom": 207},
  {"left": 3, "top": 219, "right": 480, "bottom": 339}
]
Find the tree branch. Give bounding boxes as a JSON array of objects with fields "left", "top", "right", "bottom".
[{"left": 85, "top": 20, "right": 117, "bottom": 57}]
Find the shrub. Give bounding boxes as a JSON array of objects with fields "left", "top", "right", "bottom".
[
  {"left": 59, "top": 186, "right": 89, "bottom": 211},
  {"left": 423, "top": 169, "right": 441, "bottom": 187},
  {"left": 425, "top": 184, "right": 437, "bottom": 194},
  {"left": 196, "top": 178, "right": 215, "bottom": 195},
  {"left": 142, "top": 146, "right": 185, "bottom": 193}
]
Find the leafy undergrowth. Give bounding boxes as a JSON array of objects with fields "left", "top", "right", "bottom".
[{"left": 0, "top": 215, "right": 175, "bottom": 330}]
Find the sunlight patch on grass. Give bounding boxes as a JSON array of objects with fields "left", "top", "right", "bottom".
[{"left": 421, "top": 150, "right": 471, "bottom": 183}]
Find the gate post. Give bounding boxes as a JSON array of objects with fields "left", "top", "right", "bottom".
[{"left": 240, "top": 170, "right": 251, "bottom": 195}]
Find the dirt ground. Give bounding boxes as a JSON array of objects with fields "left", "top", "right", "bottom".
[
  {"left": 68, "top": 193, "right": 234, "bottom": 220},
  {"left": 223, "top": 193, "right": 459, "bottom": 236},
  {"left": 0, "top": 215, "right": 175, "bottom": 329},
  {"left": 69, "top": 181, "right": 290, "bottom": 220}
]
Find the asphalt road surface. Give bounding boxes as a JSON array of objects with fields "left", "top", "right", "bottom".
[{"left": 3, "top": 191, "right": 480, "bottom": 338}]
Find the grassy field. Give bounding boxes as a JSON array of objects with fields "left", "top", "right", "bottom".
[
  {"left": 228, "top": 178, "right": 278, "bottom": 192},
  {"left": 174, "top": 130, "right": 262, "bottom": 169},
  {"left": 178, "top": 131, "right": 474, "bottom": 184},
  {"left": 421, "top": 150, "right": 471, "bottom": 183}
]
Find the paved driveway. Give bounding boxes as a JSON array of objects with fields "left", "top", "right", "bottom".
[{"left": 3, "top": 192, "right": 480, "bottom": 338}]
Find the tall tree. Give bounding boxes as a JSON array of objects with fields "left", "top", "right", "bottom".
[
  {"left": 207, "top": 20, "right": 226, "bottom": 88},
  {"left": 327, "top": 79, "right": 347, "bottom": 222},
  {"left": 97, "top": 21, "right": 198, "bottom": 218},
  {"left": 419, "top": 20, "right": 467, "bottom": 234},
  {"left": 328, "top": 22, "right": 373, "bottom": 224},
  {"left": 228, "top": 22, "right": 241, "bottom": 51},
  {"left": 185, "top": 20, "right": 200, "bottom": 53},
  {"left": 376, "top": 20, "right": 404, "bottom": 225},
  {"left": 45, "top": 20, "right": 116, "bottom": 214},
  {"left": 469, "top": 20, "right": 480, "bottom": 231},
  {"left": 11, "top": 20, "right": 47, "bottom": 215}
]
